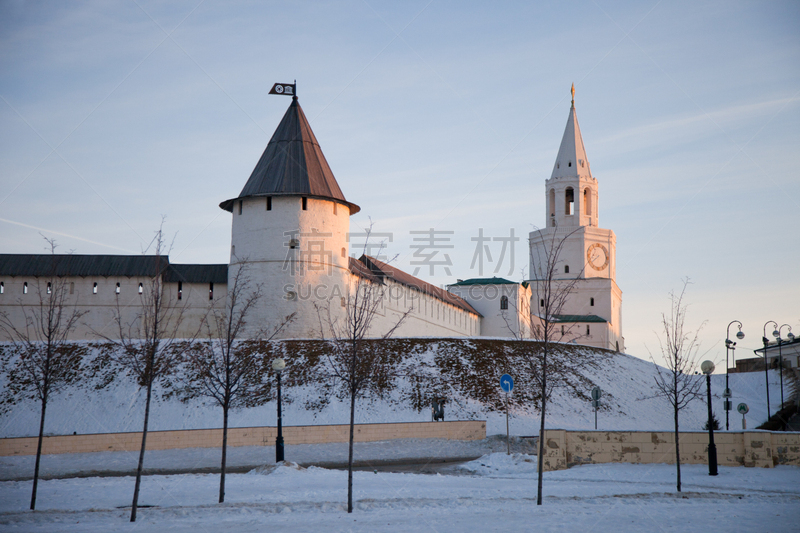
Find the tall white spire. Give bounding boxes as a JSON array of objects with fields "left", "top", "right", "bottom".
[{"left": 550, "top": 85, "right": 592, "bottom": 181}]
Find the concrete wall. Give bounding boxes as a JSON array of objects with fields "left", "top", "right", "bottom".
[
  {"left": 0, "top": 276, "right": 226, "bottom": 341},
  {"left": 538, "top": 429, "right": 800, "bottom": 471},
  {"left": 373, "top": 278, "right": 479, "bottom": 338},
  {"left": 0, "top": 420, "right": 486, "bottom": 456}
]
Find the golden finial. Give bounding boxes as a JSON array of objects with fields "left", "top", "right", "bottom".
[{"left": 571, "top": 83, "right": 575, "bottom": 107}]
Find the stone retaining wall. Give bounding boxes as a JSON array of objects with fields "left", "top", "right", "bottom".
[
  {"left": 0, "top": 420, "right": 486, "bottom": 457},
  {"left": 539, "top": 429, "right": 800, "bottom": 471}
]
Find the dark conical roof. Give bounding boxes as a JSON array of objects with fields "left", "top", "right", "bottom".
[{"left": 220, "top": 97, "right": 360, "bottom": 214}]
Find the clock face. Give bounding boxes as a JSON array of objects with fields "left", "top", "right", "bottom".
[{"left": 587, "top": 243, "right": 609, "bottom": 271}]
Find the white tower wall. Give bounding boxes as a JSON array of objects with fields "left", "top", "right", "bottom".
[
  {"left": 528, "top": 92, "right": 624, "bottom": 352},
  {"left": 229, "top": 196, "right": 351, "bottom": 339}
]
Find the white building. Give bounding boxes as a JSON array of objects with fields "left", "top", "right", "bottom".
[
  {"left": 527, "top": 89, "right": 624, "bottom": 352},
  {"left": 451, "top": 89, "right": 625, "bottom": 352},
  {"left": 732, "top": 337, "right": 800, "bottom": 373},
  {"left": 0, "top": 89, "right": 623, "bottom": 351},
  {"left": 447, "top": 277, "right": 531, "bottom": 338}
]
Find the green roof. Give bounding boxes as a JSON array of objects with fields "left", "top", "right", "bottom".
[
  {"left": 552, "top": 314, "right": 608, "bottom": 323},
  {"left": 450, "top": 277, "right": 517, "bottom": 286}
]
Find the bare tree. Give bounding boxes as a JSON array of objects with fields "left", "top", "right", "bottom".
[
  {"left": 176, "top": 263, "right": 294, "bottom": 503},
  {"left": 95, "top": 224, "right": 197, "bottom": 522},
  {"left": 0, "top": 237, "right": 87, "bottom": 510},
  {"left": 650, "top": 279, "right": 705, "bottom": 492},
  {"left": 519, "top": 226, "right": 582, "bottom": 505},
  {"left": 316, "top": 241, "right": 411, "bottom": 513}
]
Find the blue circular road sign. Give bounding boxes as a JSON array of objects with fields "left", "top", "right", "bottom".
[{"left": 500, "top": 374, "right": 514, "bottom": 393}]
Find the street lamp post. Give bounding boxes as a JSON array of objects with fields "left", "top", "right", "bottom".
[
  {"left": 272, "top": 358, "right": 286, "bottom": 463},
  {"left": 776, "top": 325, "right": 794, "bottom": 410},
  {"left": 762, "top": 321, "right": 778, "bottom": 420},
  {"left": 701, "top": 360, "right": 718, "bottom": 476},
  {"left": 724, "top": 321, "right": 744, "bottom": 431}
]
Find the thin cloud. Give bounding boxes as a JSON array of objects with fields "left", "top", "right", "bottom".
[{"left": 0, "top": 217, "right": 136, "bottom": 253}]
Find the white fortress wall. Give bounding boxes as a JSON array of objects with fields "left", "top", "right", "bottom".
[{"left": 0, "top": 276, "right": 226, "bottom": 341}]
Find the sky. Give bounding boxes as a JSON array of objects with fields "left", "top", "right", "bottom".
[{"left": 1, "top": 0, "right": 798, "bottom": 368}]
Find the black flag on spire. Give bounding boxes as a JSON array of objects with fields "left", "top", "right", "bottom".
[{"left": 269, "top": 82, "right": 296, "bottom": 96}]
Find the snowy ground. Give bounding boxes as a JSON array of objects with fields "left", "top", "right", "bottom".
[
  {"left": 0, "top": 349, "right": 786, "bottom": 439},
  {"left": 1, "top": 455, "right": 797, "bottom": 532},
  {"left": 2, "top": 345, "right": 795, "bottom": 531}
]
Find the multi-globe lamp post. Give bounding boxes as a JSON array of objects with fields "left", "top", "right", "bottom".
[
  {"left": 761, "top": 321, "right": 779, "bottom": 419},
  {"left": 776, "top": 325, "right": 794, "bottom": 409},
  {"left": 724, "top": 321, "right": 745, "bottom": 431},
  {"left": 701, "top": 360, "right": 718, "bottom": 476},
  {"left": 272, "top": 357, "right": 286, "bottom": 463}
]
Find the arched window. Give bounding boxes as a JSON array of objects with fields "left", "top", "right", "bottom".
[
  {"left": 565, "top": 187, "right": 574, "bottom": 215},
  {"left": 590, "top": 297, "right": 595, "bottom": 306},
  {"left": 583, "top": 188, "right": 592, "bottom": 216},
  {"left": 500, "top": 295, "right": 508, "bottom": 310},
  {"left": 565, "top": 265, "right": 570, "bottom": 274},
  {"left": 549, "top": 189, "right": 556, "bottom": 218}
]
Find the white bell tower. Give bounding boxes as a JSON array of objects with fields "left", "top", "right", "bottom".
[{"left": 529, "top": 86, "right": 624, "bottom": 352}]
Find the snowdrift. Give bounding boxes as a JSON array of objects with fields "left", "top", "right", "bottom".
[{"left": 0, "top": 338, "right": 784, "bottom": 439}]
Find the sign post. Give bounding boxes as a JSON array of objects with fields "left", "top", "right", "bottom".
[
  {"left": 591, "top": 387, "right": 602, "bottom": 429},
  {"left": 723, "top": 388, "right": 732, "bottom": 430},
  {"left": 500, "top": 374, "right": 514, "bottom": 455},
  {"left": 737, "top": 402, "right": 749, "bottom": 430}
]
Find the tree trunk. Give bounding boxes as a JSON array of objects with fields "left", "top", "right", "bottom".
[
  {"left": 219, "top": 402, "right": 229, "bottom": 503},
  {"left": 30, "top": 393, "right": 47, "bottom": 510},
  {"left": 674, "top": 399, "right": 681, "bottom": 492},
  {"left": 130, "top": 378, "right": 153, "bottom": 522},
  {"left": 536, "top": 344, "right": 548, "bottom": 506},
  {"left": 347, "top": 388, "right": 356, "bottom": 513}
]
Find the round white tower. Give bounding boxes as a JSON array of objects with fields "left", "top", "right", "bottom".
[{"left": 220, "top": 96, "right": 360, "bottom": 339}]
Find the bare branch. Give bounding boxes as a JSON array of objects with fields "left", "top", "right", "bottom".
[
  {"left": 648, "top": 278, "right": 705, "bottom": 493},
  {"left": 0, "top": 236, "right": 88, "bottom": 510}
]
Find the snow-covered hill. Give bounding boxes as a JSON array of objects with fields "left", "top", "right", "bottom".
[{"left": 0, "top": 339, "right": 786, "bottom": 439}]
